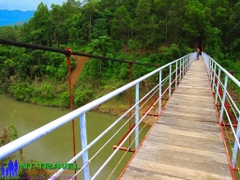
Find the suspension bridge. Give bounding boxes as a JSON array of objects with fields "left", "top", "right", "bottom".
[{"left": 0, "top": 39, "right": 239, "bottom": 180}]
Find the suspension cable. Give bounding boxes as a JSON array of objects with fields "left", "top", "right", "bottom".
[{"left": 0, "top": 38, "right": 157, "bottom": 68}]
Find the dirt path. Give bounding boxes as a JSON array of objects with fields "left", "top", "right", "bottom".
[{"left": 71, "top": 55, "right": 89, "bottom": 86}]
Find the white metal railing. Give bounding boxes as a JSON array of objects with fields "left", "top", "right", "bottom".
[
  {"left": 0, "top": 53, "right": 195, "bottom": 179},
  {"left": 202, "top": 52, "right": 240, "bottom": 168}
]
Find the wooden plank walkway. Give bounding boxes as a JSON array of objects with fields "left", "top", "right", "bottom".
[{"left": 120, "top": 57, "right": 232, "bottom": 180}]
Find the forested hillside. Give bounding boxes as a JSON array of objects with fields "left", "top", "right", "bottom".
[{"left": 0, "top": 0, "right": 239, "bottom": 108}]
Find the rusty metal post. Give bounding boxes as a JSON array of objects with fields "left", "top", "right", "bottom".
[{"left": 65, "top": 48, "right": 77, "bottom": 180}]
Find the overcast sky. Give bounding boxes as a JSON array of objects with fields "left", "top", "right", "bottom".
[{"left": 0, "top": 0, "right": 68, "bottom": 11}]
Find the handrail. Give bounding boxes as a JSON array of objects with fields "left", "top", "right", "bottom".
[
  {"left": 203, "top": 53, "right": 240, "bottom": 87},
  {"left": 202, "top": 52, "right": 240, "bottom": 169},
  {"left": 0, "top": 53, "right": 195, "bottom": 179}
]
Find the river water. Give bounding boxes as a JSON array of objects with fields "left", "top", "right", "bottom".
[{"left": 0, "top": 94, "right": 148, "bottom": 179}]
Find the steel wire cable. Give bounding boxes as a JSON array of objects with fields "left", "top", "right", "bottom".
[
  {"left": 0, "top": 38, "right": 157, "bottom": 68},
  {"left": 106, "top": 112, "right": 156, "bottom": 180},
  {"left": 222, "top": 121, "right": 240, "bottom": 176}
]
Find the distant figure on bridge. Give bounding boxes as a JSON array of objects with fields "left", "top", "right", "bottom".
[{"left": 196, "top": 48, "right": 200, "bottom": 60}]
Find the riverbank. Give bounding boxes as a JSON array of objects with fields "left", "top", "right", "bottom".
[
  {"left": 1, "top": 90, "right": 158, "bottom": 126},
  {"left": 94, "top": 96, "right": 163, "bottom": 126},
  {"left": 0, "top": 94, "right": 134, "bottom": 180}
]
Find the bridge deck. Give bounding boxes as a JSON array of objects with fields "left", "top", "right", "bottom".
[{"left": 120, "top": 58, "right": 232, "bottom": 180}]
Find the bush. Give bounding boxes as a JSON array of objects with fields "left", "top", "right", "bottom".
[
  {"left": 38, "top": 84, "right": 55, "bottom": 99},
  {"left": 59, "top": 91, "right": 70, "bottom": 108},
  {"left": 74, "top": 88, "right": 93, "bottom": 107},
  {"left": 9, "top": 84, "right": 32, "bottom": 101}
]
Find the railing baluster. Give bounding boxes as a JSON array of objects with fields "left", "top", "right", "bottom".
[
  {"left": 80, "top": 113, "right": 90, "bottom": 180},
  {"left": 220, "top": 74, "right": 228, "bottom": 123},
  {"left": 169, "top": 64, "right": 172, "bottom": 98},
  {"left": 210, "top": 59, "right": 213, "bottom": 83},
  {"left": 184, "top": 57, "right": 186, "bottom": 75},
  {"left": 135, "top": 83, "right": 139, "bottom": 149},
  {"left": 207, "top": 56, "right": 211, "bottom": 77},
  {"left": 180, "top": 58, "right": 182, "bottom": 80},
  {"left": 215, "top": 68, "right": 221, "bottom": 104},
  {"left": 212, "top": 63, "right": 217, "bottom": 91},
  {"left": 175, "top": 61, "right": 178, "bottom": 89},
  {"left": 159, "top": 70, "right": 162, "bottom": 114},
  {"left": 232, "top": 117, "right": 240, "bottom": 168}
]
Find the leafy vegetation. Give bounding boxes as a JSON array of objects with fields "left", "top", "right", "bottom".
[
  {"left": 0, "top": 123, "right": 50, "bottom": 179},
  {"left": 0, "top": 0, "right": 239, "bottom": 108}
]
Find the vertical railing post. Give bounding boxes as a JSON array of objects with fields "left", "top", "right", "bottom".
[
  {"left": 204, "top": 53, "right": 207, "bottom": 66},
  {"left": 208, "top": 58, "right": 211, "bottom": 80},
  {"left": 158, "top": 70, "right": 162, "bottom": 114},
  {"left": 180, "top": 58, "right": 182, "bottom": 81},
  {"left": 215, "top": 68, "right": 221, "bottom": 104},
  {"left": 220, "top": 74, "right": 228, "bottom": 123},
  {"left": 184, "top": 57, "right": 186, "bottom": 75},
  {"left": 211, "top": 60, "right": 214, "bottom": 85},
  {"left": 135, "top": 83, "right": 139, "bottom": 149},
  {"left": 206, "top": 56, "right": 210, "bottom": 76},
  {"left": 183, "top": 57, "right": 187, "bottom": 76},
  {"left": 209, "top": 59, "right": 213, "bottom": 81},
  {"left": 212, "top": 63, "right": 217, "bottom": 91},
  {"left": 202, "top": 53, "right": 205, "bottom": 66},
  {"left": 169, "top": 64, "right": 172, "bottom": 98},
  {"left": 232, "top": 117, "right": 240, "bottom": 168},
  {"left": 182, "top": 58, "right": 184, "bottom": 77},
  {"left": 175, "top": 61, "right": 178, "bottom": 89},
  {"left": 80, "top": 113, "right": 90, "bottom": 180}
]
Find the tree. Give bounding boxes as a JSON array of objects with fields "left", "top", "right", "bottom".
[
  {"left": 91, "top": 18, "right": 108, "bottom": 40},
  {"left": 50, "top": 4, "right": 65, "bottom": 47},
  {"left": 0, "top": 27, "right": 18, "bottom": 40},
  {"left": 111, "top": 5, "right": 132, "bottom": 44},
  {"left": 81, "top": 0, "right": 99, "bottom": 43},
  {"left": 229, "top": 2, "right": 240, "bottom": 56},
  {"left": 182, "top": 0, "right": 209, "bottom": 49},
  {"left": 28, "top": 2, "right": 54, "bottom": 46},
  {"left": 133, "top": 0, "right": 151, "bottom": 53}
]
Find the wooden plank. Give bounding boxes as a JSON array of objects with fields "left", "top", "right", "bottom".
[
  {"left": 165, "top": 104, "right": 216, "bottom": 113},
  {"left": 147, "top": 131, "right": 225, "bottom": 153},
  {"left": 120, "top": 59, "right": 232, "bottom": 180},
  {"left": 157, "top": 116, "right": 219, "bottom": 132},
  {"left": 159, "top": 112, "right": 218, "bottom": 122},
  {"left": 152, "top": 123, "right": 222, "bottom": 139},
  {"left": 141, "top": 140, "right": 229, "bottom": 165},
  {"left": 131, "top": 144, "right": 229, "bottom": 176},
  {"left": 123, "top": 160, "right": 232, "bottom": 180}
]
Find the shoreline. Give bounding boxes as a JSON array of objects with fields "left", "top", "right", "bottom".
[{"left": 0, "top": 93, "right": 158, "bottom": 126}]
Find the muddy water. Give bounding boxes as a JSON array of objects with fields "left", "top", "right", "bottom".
[{"left": 0, "top": 94, "right": 149, "bottom": 179}]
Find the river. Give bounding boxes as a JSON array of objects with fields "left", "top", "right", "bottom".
[{"left": 0, "top": 94, "right": 149, "bottom": 179}]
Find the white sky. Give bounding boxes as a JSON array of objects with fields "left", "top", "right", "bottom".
[{"left": 0, "top": 0, "right": 68, "bottom": 11}]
